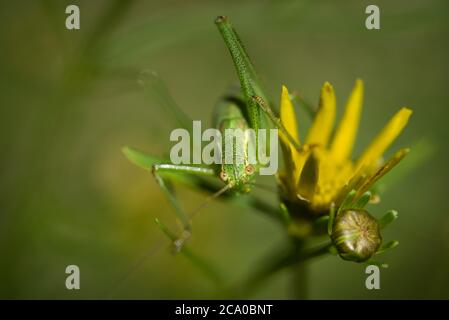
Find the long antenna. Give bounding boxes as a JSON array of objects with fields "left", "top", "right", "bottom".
[
  {"left": 105, "top": 238, "right": 166, "bottom": 298},
  {"left": 188, "top": 183, "right": 232, "bottom": 223},
  {"left": 173, "top": 183, "right": 233, "bottom": 251},
  {"left": 106, "top": 183, "right": 232, "bottom": 297}
]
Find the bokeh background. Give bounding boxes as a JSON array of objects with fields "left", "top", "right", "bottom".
[{"left": 0, "top": 0, "right": 448, "bottom": 299}]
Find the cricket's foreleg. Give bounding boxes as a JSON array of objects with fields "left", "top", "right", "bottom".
[
  {"left": 124, "top": 146, "right": 286, "bottom": 228},
  {"left": 152, "top": 163, "right": 216, "bottom": 231}
]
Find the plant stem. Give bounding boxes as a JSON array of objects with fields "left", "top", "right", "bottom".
[
  {"left": 290, "top": 240, "right": 308, "bottom": 299},
  {"left": 232, "top": 241, "right": 331, "bottom": 298}
]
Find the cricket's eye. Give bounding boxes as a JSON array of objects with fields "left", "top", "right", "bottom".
[
  {"left": 245, "top": 165, "right": 255, "bottom": 175},
  {"left": 220, "top": 171, "right": 228, "bottom": 181}
]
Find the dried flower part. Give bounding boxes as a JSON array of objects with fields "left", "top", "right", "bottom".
[{"left": 331, "top": 209, "right": 382, "bottom": 262}]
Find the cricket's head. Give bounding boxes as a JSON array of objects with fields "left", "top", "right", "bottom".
[{"left": 219, "top": 163, "right": 256, "bottom": 194}]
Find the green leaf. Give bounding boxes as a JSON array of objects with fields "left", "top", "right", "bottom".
[
  {"left": 376, "top": 240, "right": 399, "bottom": 255},
  {"left": 375, "top": 138, "right": 436, "bottom": 194},
  {"left": 290, "top": 91, "right": 316, "bottom": 119},
  {"left": 337, "top": 189, "right": 356, "bottom": 215},
  {"left": 353, "top": 191, "right": 371, "bottom": 209},
  {"left": 122, "top": 146, "right": 159, "bottom": 171},
  {"left": 138, "top": 70, "right": 192, "bottom": 132},
  {"left": 379, "top": 210, "right": 399, "bottom": 229},
  {"left": 355, "top": 148, "right": 410, "bottom": 198}
]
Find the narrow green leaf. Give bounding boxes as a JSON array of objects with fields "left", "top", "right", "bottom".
[
  {"left": 122, "top": 146, "right": 159, "bottom": 171},
  {"left": 138, "top": 70, "right": 192, "bottom": 132},
  {"left": 290, "top": 91, "right": 316, "bottom": 119},
  {"left": 353, "top": 191, "right": 371, "bottom": 209},
  {"left": 356, "top": 148, "right": 410, "bottom": 198},
  {"left": 337, "top": 189, "right": 356, "bottom": 215},
  {"left": 375, "top": 138, "right": 436, "bottom": 193},
  {"left": 376, "top": 240, "right": 399, "bottom": 255},
  {"left": 379, "top": 210, "right": 399, "bottom": 229}
]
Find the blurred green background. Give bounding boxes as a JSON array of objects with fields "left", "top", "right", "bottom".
[{"left": 0, "top": 0, "right": 448, "bottom": 299}]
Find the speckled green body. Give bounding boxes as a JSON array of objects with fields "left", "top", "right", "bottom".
[
  {"left": 331, "top": 209, "right": 382, "bottom": 262},
  {"left": 213, "top": 97, "right": 256, "bottom": 193},
  {"left": 215, "top": 16, "right": 261, "bottom": 134}
]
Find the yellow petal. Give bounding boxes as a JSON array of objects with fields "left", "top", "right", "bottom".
[
  {"left": 278, "top": 85, "right": 301, "bottom": 187},
  {"left": 330, "top": 79, "right": 364, "bottom": 163},
  {"left": 279, "top": 85, "right": 300, "bottom": 146},
  {"left": 279, "top": 142, "right": 296, "bottom": 189},
  {"left": 355, "top": 148, "right": 410, "bottom": 199},
  {"left": 297, "top": 150, "right": 319, "bottom": 201},
  {"left": 292, "top": 146, "right": 310, "bottom": 188},
  {"left": 306, "top": 82, "right": 336, "bottom": 147},
  {"left": 355, "top": 107, "right": 412, "bottom": 172}
]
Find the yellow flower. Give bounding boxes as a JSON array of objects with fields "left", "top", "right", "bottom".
[{"left": 278, "top": 79, "right": 412, "bottom": 214}]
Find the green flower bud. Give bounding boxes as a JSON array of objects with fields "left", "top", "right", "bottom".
[{"left": 331, "top": 209, "right": 382, "bottom": 262}]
